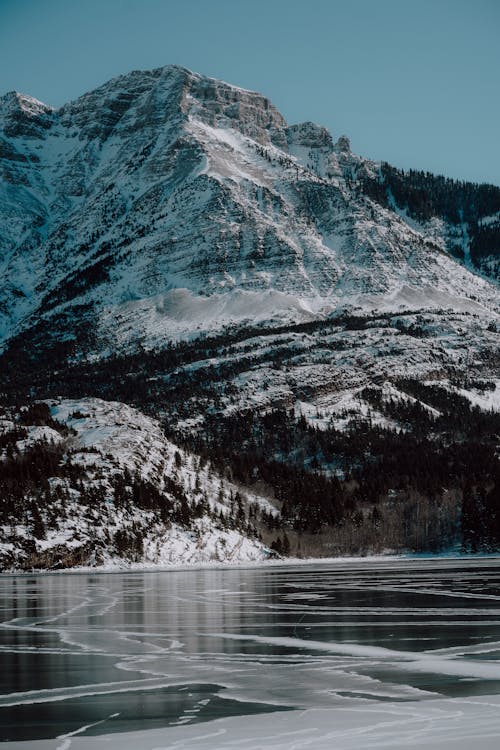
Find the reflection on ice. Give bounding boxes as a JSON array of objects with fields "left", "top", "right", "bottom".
[{"left": 1, "top": 558, "right": 500, "bottom": 748}]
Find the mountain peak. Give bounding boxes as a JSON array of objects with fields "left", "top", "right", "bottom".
[
  {"left": 0, "top": 91, "right": 54, "bottom": 138},
  {"left": 0, "top": 90, "right": 52, "bottom": 115},
  {"left": 286, "top": 121, "right": 334, "bottom": 149},
  {"left": 335, "top": 134, "right": 351, "bottom": 152},
  {"left": 55, "top": 64, "right": 286, "bottom": 145}
]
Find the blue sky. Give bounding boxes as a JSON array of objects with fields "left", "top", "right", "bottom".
[{"left": 1, "top": 0, "right": 499, "bottom": 184}]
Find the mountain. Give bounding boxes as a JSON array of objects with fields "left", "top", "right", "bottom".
[
  {"left": 0, "top": 398, "right": 276, "bottom": 570},
  {"left": 1, "top": 65, "right": 499, "bottom": 568},
  {"left": 0, "top": 65, "right": 498, "bottom": 357}
]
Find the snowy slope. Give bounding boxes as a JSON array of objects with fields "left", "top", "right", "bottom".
[
  {"left": 0, "top": 398, "right": 277, "bottom": 570},
  {"left": 0, "top": 64, "right": 498, "bottom": 359}
]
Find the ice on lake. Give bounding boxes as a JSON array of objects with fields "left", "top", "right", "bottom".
[{"left": 1, "top": 557, "right": 500, "bottom": 748}]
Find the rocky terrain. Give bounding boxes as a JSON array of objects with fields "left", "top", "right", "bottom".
[{"left": 0, "top": 65, "right": 499, "bottom": 568}]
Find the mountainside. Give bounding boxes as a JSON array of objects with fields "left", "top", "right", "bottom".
[
  {"left": 1, "top": 65, "right": 499, "bottom": 568},
  {"left": 0, "top": 398, "right": 276, "bottom": 570},
  {"left": 0, "top": 64, "right": 499, "bottom": 358}
]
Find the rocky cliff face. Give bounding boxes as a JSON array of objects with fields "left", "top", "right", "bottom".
[{"left": 0, "top": 64, "right": 498, "bottom": 360}]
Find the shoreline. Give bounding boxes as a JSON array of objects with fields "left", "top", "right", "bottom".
[{"left": 2, "top": 551, "right": 500, "bottom": 577}]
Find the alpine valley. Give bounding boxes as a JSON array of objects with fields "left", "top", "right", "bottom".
[{"left": 1, "top": 65, "right": 499, "bottom": 571}]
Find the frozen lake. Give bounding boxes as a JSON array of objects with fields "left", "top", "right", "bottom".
[{"left": 1, "top": 558, "right": 500, "bottom": 749}]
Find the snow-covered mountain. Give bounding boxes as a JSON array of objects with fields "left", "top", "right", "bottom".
[
  {"left": 0, "top": 64, "right": 498, "bottom": 358},
  {"left": 1, "top": 66, "right": 500, "bottom": 568}
]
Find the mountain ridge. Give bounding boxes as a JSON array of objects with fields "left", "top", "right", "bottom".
[{"left": 0, "top": 63, "right": 498, "bottom": 361}]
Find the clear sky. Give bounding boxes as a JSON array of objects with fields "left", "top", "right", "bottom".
[{"left": 1, "top": 0, "right": 499, "bottom": 185}]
